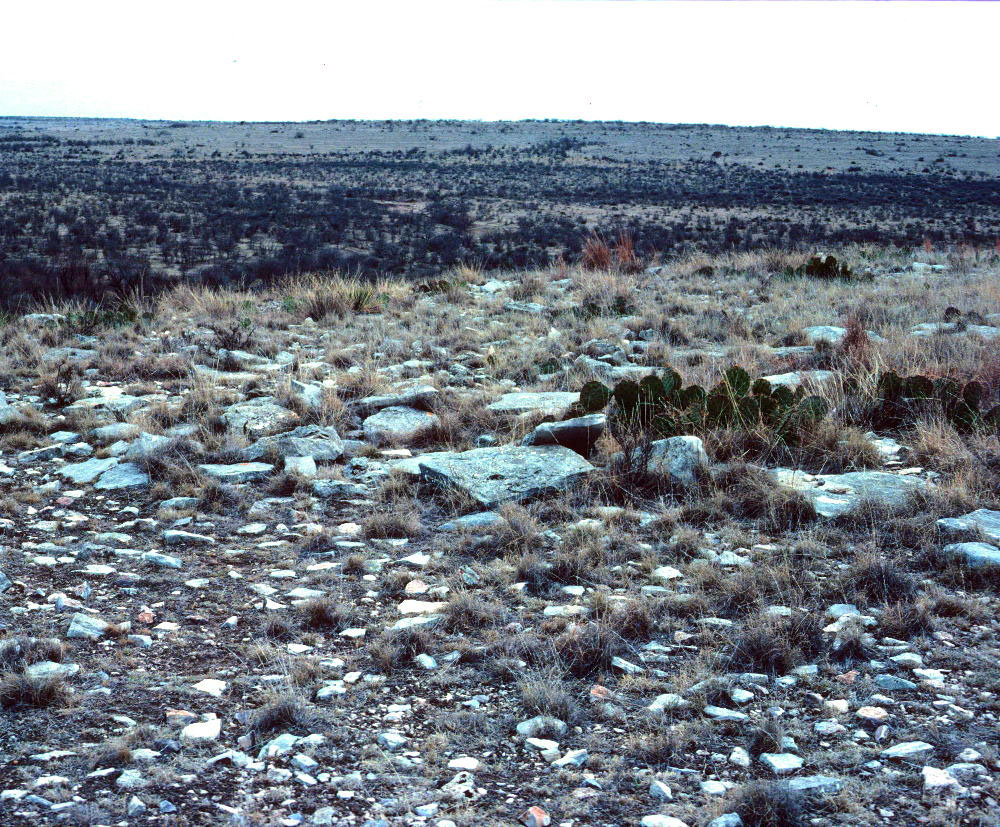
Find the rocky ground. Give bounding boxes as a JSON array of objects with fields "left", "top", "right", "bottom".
[{"left": 0, "top": 247, "right": 998, "bottom": 826}]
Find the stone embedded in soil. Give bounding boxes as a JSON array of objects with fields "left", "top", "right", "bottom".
[
  {"left": 197, "top": 462, "right": 273, "bottom": 483},
  {"left": 619, "top": 435, "right": 708, "bottom": 486},
  {"left": 221, "top": 397, "right": 299, "bottom": 437},
  {"left": 94, "top": 462, "right": 150, "bottom": 490},
  {"left": 58, "top": 457, "right": 119, "bottom": 484},
  {"left": 66, "top": 613, "right": 110, "bottom": 640},
  {"left": 417, "top": 445, "right": 594, "bottom": 508},
  {"left": 942, "top": 542, "right": 1000, "bottom": 569},
  {"left": 760, "top": 752, "right": 804, "bottom": 774},
  {"left": 771, "top": 468, "right": 930, "bottom": 518},
  {"left": 936, "top": 508, "right": 1000, "bottom": 543},
  {"left": 761, "top": 369, "right": 836, "bottom": 390},
  {"left": 242, "top": 424, "right": 344, "bottom": 462},
  {"left": 881, "top": 741, "right": 935, "bottom": 761},
  {"left": 363, "top": 405, "right": 440, "bottom": 445},
  {"left": 521, "top": 413, "right": 606, "bottom": 456},
  {"left": 180, "top": 716, "right": 221, "bottom": 743},
  {"left": 486, "top": 391, "right": 579, "bottom": 417}
]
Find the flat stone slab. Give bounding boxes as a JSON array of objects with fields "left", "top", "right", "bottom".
[
  {"left": 762, "top": 370, "right": 836, "bottom": 391},
  {"left": 438, "top": 511, "right": 505, "bottom": 532},
  {"left": 221, "top": 397, "right": 299, "bottom": 437},
  {"left": 521, "top": 413, "right": 606, "bottom": 456},
  {"left": 942, "top": 542, "right": 1000, "bottom": 569},
  {"left": 487, "top": 391, "right": 579, "bottom": 417},
  {"left": 198, "top": 462, "right": 273, "bottom": 483},
  {"left": 363, "top": 406, "right": 440, "bottom": 445},
  {"left": 243, "top": 424, "right": 344, "bottom": 462},
  {"left": 937, "top": 509, "right": 1000, "bottom": 544},
  {"left": 94, "top": 462, "right": 150, "bottom": 490},
  {"left": 802, "top": 325, "right": 884, "bottom": 345},
  {"left": 417, "top": 445, "right": 594, "bottom": 508},
  {"left": 772, "top": 468, "right": 929, "bottom": 518},
  {"left": 58, "top": 457, "right": 119, "bottom": 484},
  {"left": 355, "top": 385, "right": 439, "bottom": 415}
]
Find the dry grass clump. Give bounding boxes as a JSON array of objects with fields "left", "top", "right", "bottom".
[
  {"left": 627, "top": 720, "right": 710, "bottom": 769},
  {"left": 730, "top": 781, "right": 806, "bottom": 827},
  {"left": 250, "top": 692, "right": 324, "bottom": 736},
  {"left": 683, "top": 464, "right": 817, "bottom": 533},
  {"left": 279, "top": 272, "right": 407, "bottom": 321},
  {"left": 362, "top": 504, "right": 423, "bottom": 539},
  {"left": 837, "top": 552, "right": 916, "bottom": 606},
  {"left": 0, "top": 674, "right": 69, "bottom": 710},
  {"left": 553, "top": 621, "right": 625, "bottom": 678},
  {"left": 0, "top": 637, "right": 65, "bottom": 671},
  {"left": 722, "top": 612, "right": 824, "bottom": 675},
  {"left": 443, "top": 591, "right": 508, "bottom": 632},
  {"left": 520, "top": 674, "right": 583, "bottom": 723},
  {"left": 297, "top": 598, "right": 355, "bottom": 633},
  {"left": 370, "top": 627, "right": 434, "bottom": 674}
]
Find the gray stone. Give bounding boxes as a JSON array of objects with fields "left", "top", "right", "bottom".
[
  {"left": 95, "top": 462, "right": 150, "bottom": 490},
  {"left": 787, "top": 775, "right": 844, "bottom": 794},
  {"left": 704, "top": 705, "right": 748, "bottom": 721},
  {"left": 802, "top": 325, "right": 884, "bottom": 345},
  {"left": 0, "top": 569, "right": 10, "bottom": 593},
  {"left": 521, "top": 413, "right": 606, "bottom": 456},
  {"left": 707, "top": 816, "right": 743, "bottom": 827},
  {"left": 221, "top": 397, "right": 299, "bottom": 437},
  {"left": 91, "top": 423, "right": 142, "bottom": 444},
  {"left": 942, "top": 542, "right": 1000, "bottom": 569},
  {"left": 163, "top": 530, "right": 215, "bottom": 546},
  {"left": 311, "top": 479, "right": 369, "bottom": 500},
  {"left": 760, "top": 753, "right": 803, "bottom": 774},
  {"left": 937, "top": 509, "right": 1000, "bottom": 544},
  {"left": 67, "top": 613, "right": 110, "bottom": 640},
  {"left": 198, "top": 462, "right": 273, "bottom": 483},
  {"left": 438, "top": 511, "right": 505, "bottom": 532},
  {"left": 516, "top": 716, "right": 568, "bottom": 739},
  {"left": 881, "top": 741, "right": 934, "bottom": 761},
  {"left": 142, "top": 551, "right": 183, "bottom": 569},
  {"left": 24, "top": 661, "right": 79, "bottom": 680},
  {"left": 58, "top": 457, "right": 118, "bottom": 484},
  {"left": 874, "top": 674, "right": 917, "bottom": 691},
  {"left": 355, "top": 385, "right": 439, "bottom": 414},
  {"left": 486, "top": 391, "right": 579, "bottom": 417},
  {"left": 762, "top": 370, "right": 836, "bottom": 391},
  {"left": 158, "top": 496, "right": 199, "bottom": 512},
  {"left": 619, "top": 436, "right": 707, "bottom": 486},
  {"left": 363, "top": 406, "right": 440, "bottom": 445},
  {"left": 123, "top": 433, "right": 173, "bottom": 460},
  {"left": 639, "top": 817, "right": 689, "bottom": 827},
  {"left": 418, "top": 445, "right": 593, "bottom": 508},
  {"left": 771, "top": 468, "right": 929, "bottom": 518},
  {"left": 284, "top": 455, "right": 316, "bottom": 477},
  {"left": 243, "top": 424, "right": 344, "bottom": 462},
  {"left": 376, "top": 731, "right": 408, "bottom": 751}
]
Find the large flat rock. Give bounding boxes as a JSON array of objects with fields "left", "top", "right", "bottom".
[
  {"left": 242, "top": 424, "right": 344, "bottom": 462},
  {"left": 487, "top": 391, "right": 579, "bottom": 417},
  {"left": 363, "top": 406, "right": 439, "bottom": 446},
  {"left": 221, "top": 397, "right": 299, "bottom": 438},
  {"left": 762, "top": 370, "right": 836, "bottom": 391},
  {"left": 771, "top": 468, "right": 930, "bottom": 518},
  {"left": 937, "top": 509, "right": 1000, "bottom": 544},
  {"left": 417, "top": 445, "right": 594, "bottom": 508}
]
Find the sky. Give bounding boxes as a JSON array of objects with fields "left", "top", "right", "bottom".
[{"left": 1, "top": 0, "right": 998, "bottom": 137}]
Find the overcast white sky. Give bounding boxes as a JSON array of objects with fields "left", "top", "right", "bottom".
[{"left": 1, "top": 0, "right": 997, "bottom": 137}]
